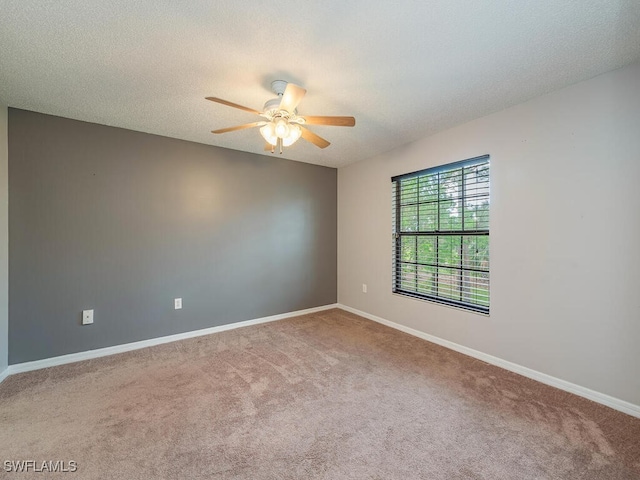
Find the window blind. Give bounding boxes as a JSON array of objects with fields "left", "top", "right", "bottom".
[{"left": 392, "top": 155, "right": 490, "bottom": 313}]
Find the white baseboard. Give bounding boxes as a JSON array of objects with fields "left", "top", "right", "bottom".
[
  {"left": 4, "top": 303, "right": 338, "bottom": 378},
  {"left": 0, "top": 366, "right": 9, "bottom": 384},
  {"left": 337, "top": 304, "right": 640, "bottom": 419}
]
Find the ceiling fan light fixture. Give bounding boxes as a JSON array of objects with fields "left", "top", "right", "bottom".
[
  {"left": 282, "top": 124, "right": 302, "bottom": 147},
  {"left": 274, "top": 118, "right": 289, "bottom": 138},
  {"left": 261, "top": 119, "right": 302, "bottom": 148},
  {"left": 260, "top": 123, "right": 278, "bottom": 146}
]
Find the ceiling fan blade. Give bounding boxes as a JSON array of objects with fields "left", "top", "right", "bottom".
[
  {"left": 206, "top": 97, "right": 262, "bottom": 116},
  {"left": 211, "top": 122, "right": 265, "bottom": 134},
  {"left": 300, "top": 126, "right": 330, "bottom": 149},
  {"left": 279, "top": 83, "right": 307, "bottom": 113},
  {"left": 301, "top": 116, "right": 356, "bottom": 127},
  {"left": 264, "top": 142, "right": 275, "bottom": 152}
]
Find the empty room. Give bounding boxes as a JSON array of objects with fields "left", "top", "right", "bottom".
[{"left": 1, "top": 1, "right": 639, "bottom": 479}]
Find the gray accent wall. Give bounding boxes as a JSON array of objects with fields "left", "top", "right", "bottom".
[
  {"left": 0, "top": 105, "right": 7, "bottom": 374},
  {"left": 9, "top": 109, "right": 337, "bottom": 364}
]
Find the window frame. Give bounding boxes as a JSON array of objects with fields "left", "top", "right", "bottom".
[{"left": 392, "top": 155, "right": 490, "bottom": 314}]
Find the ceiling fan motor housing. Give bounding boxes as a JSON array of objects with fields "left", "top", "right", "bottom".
[
  {"left": 263, "top": 97, "right": 282, "bottom": 116},
  {"left": 264, "top": 80, "right": 296, "bottom": 117}
]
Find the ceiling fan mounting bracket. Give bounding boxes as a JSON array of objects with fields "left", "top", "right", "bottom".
[{"left": 270, "top": 80, "right": 288, "bottom": 96}]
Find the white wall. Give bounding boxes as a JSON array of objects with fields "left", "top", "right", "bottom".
[
  {"left": 338, "top": 62, "right": 640, "bottom": 406},
  {"left": 0, "top": 104, "right": 8, "bottom": 378}
]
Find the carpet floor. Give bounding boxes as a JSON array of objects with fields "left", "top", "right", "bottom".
[{"left": 1, "top": 308, "right": 639, "bottom": 479}]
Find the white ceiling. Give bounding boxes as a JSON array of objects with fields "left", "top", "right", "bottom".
[{"left": 1, "top": 1, "right": 639, "bottom": 168}]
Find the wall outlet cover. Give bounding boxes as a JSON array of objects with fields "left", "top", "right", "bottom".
[{"left": 82, "top": 309, "right": 94, "bottom": 325}]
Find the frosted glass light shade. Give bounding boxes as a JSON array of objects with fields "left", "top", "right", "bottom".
[
  {"left": 260, "top": 121, "right": 302, "bottom": 148},
  {"left": 260, "top": 123, "right": 277, "bottom": 146},
  {"left": 282, "top": 124, "right": 302, "bottom": 146},
  {"left": 274, "top": 118, "right": 289, "bottom": 138}
]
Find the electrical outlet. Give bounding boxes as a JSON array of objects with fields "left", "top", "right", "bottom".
[
  {"left": 174, "top": 298, "right": 182, "bottom": 310},
  {"left": 362, "top": 284, "right": 367, "bottom": 293},
  {"left": 82, "top": 309, "right": 94, "bottom": 325}
]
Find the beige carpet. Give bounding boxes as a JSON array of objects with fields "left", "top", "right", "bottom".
[{"left": 1, "top": 308, "right": 639, "bottom": 479}]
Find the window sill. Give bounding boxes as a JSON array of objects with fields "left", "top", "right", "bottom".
[{"left": 392, "top": 292, "right": 490, "bottom": 317}]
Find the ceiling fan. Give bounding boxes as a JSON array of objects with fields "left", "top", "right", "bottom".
[{"left": 206, "top": 80, "right": 355, "bottom": 154}]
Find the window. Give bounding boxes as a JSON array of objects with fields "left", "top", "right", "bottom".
[{"left": 392, "top": 155, "right": 490, "bottom": 313}]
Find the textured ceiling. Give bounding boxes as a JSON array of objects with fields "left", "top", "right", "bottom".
[{"left": 1, "top": 1, "right": 639, "bottom": 168}]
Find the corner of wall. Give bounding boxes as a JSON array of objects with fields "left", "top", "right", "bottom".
[{"left": 0, "top": 103, "right": 8, "bottom": 378}]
